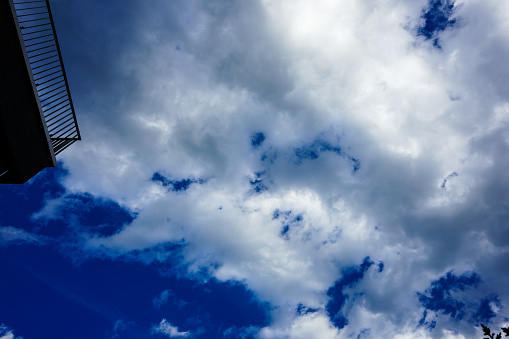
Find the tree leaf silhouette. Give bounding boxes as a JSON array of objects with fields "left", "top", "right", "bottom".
[{"left": 482, "top": 324, "right": 492, "bottom": 336}]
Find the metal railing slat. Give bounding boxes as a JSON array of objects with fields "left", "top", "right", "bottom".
[{"left": 13, "top": 0, "right": 81, "bottom": 157}]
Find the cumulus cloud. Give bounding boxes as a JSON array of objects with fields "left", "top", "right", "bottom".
[
  {"left": 152, "top": 319, "right": 190, "bottom": 338},
  {"left": 40, "top": 0, "right": 509, "bottom": 337},
  {"left": 259, "top": 312, "right": 339, "bottom": 339}
]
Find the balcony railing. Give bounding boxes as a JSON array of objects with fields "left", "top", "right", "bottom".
[{"left": 11, "top": 0, "right": 80, "bottom": 155}]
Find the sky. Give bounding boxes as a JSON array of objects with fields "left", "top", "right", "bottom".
[{"left": 1, "top": 0, "right": 509, "bottom": 338}]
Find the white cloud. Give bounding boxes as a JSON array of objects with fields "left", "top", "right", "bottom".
[
  {"left": 30, "top": 196, "right": 67, "bottom": 221},
  {"left": 0, "top": 332, "right": 14, "bottom": 339},
  {"left": 259, "top": 312, "right": 339, "bottom": 339},
  {"left": 153, "top": 290, "right": 171, "bottom": 308},
  {"left": 152, "top": 319, "right": 190, "bottom": 338},
  {"left": 45, "top": 0, "right": 509, "bottom": 337},
  {"left": 0, "top": 324, "right": 21, "bottom": 339},
  {"left": 0, "top": 226, "right": 45, "bottom": 246}
]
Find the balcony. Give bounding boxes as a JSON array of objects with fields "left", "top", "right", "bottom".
[{"left": 1, "top": 0, "right": 80, "bottom": 184}]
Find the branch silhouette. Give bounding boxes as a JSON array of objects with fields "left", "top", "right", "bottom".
[{"left": 481, "top": 324, "right": 509, "bottom": 339}]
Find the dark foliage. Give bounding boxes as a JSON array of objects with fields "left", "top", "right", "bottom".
[{"left": 481, "top": 324, "right": 509, "bottom": 339}]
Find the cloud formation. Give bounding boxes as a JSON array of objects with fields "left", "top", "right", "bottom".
[
  {"left": 34, "top": 0, "right": 509, "bottom": 337},
  {"left": 0, "top": 324, "right": 20, "bottom": 339},
  {"left": 152, "top": 319, "right": 190, "bottom": 338},
  {"left": 0, "top": 226, "right": 45, "bottom": 246}
]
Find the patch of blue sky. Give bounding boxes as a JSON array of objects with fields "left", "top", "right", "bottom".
[
  {"left": 326, "top": 257, "right": 374, "bottom": 329},
  {"left": 472, "top": 295, "right": 501, "bottom": 325},
  {"left": 0, "top": 166, "right": 65, "bottom": 231},
  {"left": 272, "top": 209, "right": 291, "bottom": 220},
  {"left": 40, "top": 193, "right": 135, "bottom": 238},
  {"left": 260, "top": 147, "right": 278, "bottom": 164},
  {"left": 448, "top": 91, "right": 461, "bottom": 101},
  {"left": 249, "top": 171, "right": 268, "bottom": 193},
  {"left": 257, "top": 132, "right": 361, "bottom": 174},
  {"left": 0, "top": 241, "right": 270, "bottom": 339},
  {"left": 280, "top": 224, "right": 290, "bottom": 239},
  {"left": 223, "top": 325, "right": 261, "bottom": 338},
  {"left": 294, "top": 140, "right": 341, "bottom": 161},
  {"left": 349, "top": 156, "right": 361, "bottom": 173},
  {"left": 293, "top": 138, "right": 361, "bottom": 173},
  {"left": 417, "top": 271, "right": 501, "bottom": 328},
  {"left": 417, "top": 271, "right": 480, "bottom": 321},
  {"left": 418, "top": 311, "right": 438, "bottom": 330},
  {"left": 0, "top": 165, "right": 271, "bottom": 339},
  {"left": 152, "top": 172, "right": 204, "bottom": 192},
  {"left": 322, "top": 225, "right": 342, "bottom": 245},
  {"left": 417, "top": 0, "right": 459, "bottom": 48},
  {"left": 296, "top": 303, "right": 319, "bottom": 316},
  {"left": 357, "top": 328, "right": 371, "bottom": 339},
  {"left": 251, "top": 132, "right": 265, "bottom": 149},
  {"left": 271, "top": 209, "right": 303, "bottom": 240},
  {"left": 0, "top": 165, "right": 133, "bottom": 239},
  {"left": 441, "top": 172, "right": 458, "bottom": 189},
  {"left": 153, "top": 289, "right": 188, "bottom": 310},
  {"left": 128, "top": 242, "right": 187, "bottom": 272}
]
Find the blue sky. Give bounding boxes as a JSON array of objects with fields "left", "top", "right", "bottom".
[{"left": 2, "top": 0, "right": 509, "bottom": 338}]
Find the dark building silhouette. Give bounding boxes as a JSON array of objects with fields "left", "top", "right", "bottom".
[{"left": 1, "top": 0, "right": 80, "bottom": 184}]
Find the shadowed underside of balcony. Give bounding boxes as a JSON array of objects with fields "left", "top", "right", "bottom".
[{"left": 1, "top": 0, "right": 80, "bottom": 184}]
